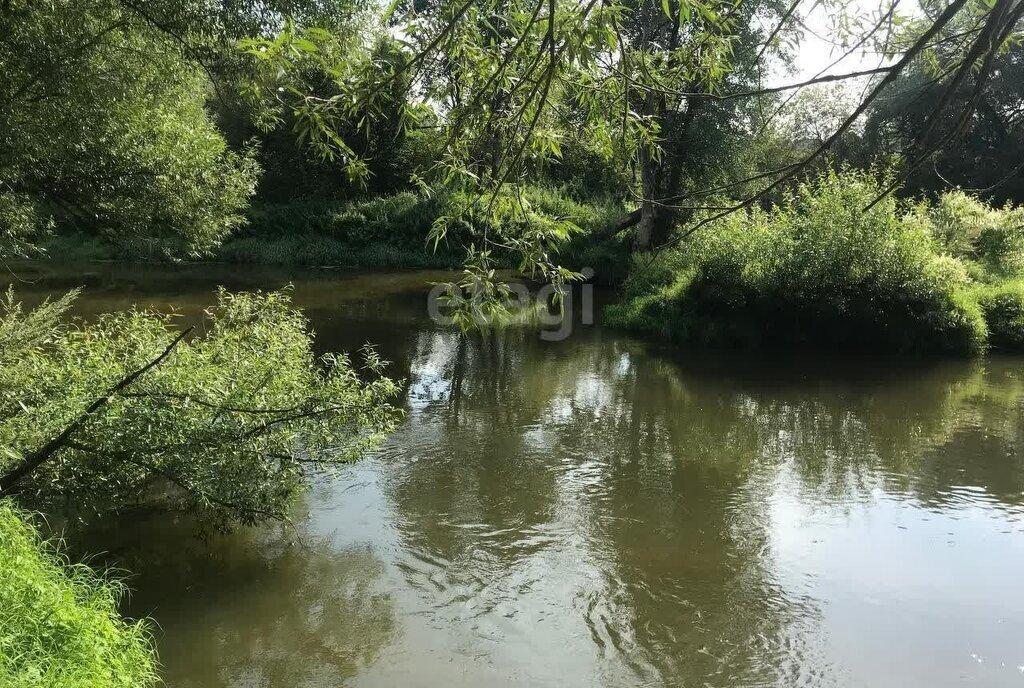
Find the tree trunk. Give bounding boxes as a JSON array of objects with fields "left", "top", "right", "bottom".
[
  {"left": 633, "top": 144, "right": 660, "bottom": 251},
  {"left": 633, "top": 201, "right": 656, "bottom": 251}
]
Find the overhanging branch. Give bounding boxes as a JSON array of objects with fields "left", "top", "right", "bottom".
[{"left": 0, "top": 326, "right": 193, "bottom": 496}]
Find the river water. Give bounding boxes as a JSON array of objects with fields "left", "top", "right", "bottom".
[{"left": 8, "top": 263, "right": 1024, "bottom": 687}]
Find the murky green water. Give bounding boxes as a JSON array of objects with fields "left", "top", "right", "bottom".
[{"left": 8, "top": 263, "right": 1024, "bottom": 687}]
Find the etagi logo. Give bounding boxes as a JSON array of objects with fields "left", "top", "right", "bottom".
[{"left": 427, "top": 267, "right": 595, "bottom": 341}]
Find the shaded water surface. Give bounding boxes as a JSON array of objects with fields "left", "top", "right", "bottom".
[{"left": 8, "top": 263, "right": 1024, "bottom": 687}]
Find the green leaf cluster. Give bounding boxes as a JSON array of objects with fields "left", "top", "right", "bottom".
[
  {"left": 606, "top": 169, "right": 1021, "bottom": 353},
  {"left": 0, "top": 0, "right": 259, "bottom": 258},
  {"left": 0, "top": 287, "right": 401, "bottom": 527}
]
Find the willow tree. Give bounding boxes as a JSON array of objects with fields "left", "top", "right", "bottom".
[
  {"left": 864, "top": 7, "right": 1024, "bottom": 203},
  {"left": 241, "top": 0, "right": 766, "bottom": 308},
  {"left": 240, "top": 0, "right": 1021, "bottom": 320},
  {"left": 0, "top": 287, "right": 401, "bottom": 681},
  {"left": 0, "top": 288, "right": 400, "bottom": 527}
]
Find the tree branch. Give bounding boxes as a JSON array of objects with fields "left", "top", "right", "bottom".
[
  {"left": 651, "top": 0, "right": 973, "bottom": 252},
  {"left": 755, "top": 0, "right": 802, "bottom": 63},
  {"left": 0, "top": 326, "right": 193, "bottom": 496}
]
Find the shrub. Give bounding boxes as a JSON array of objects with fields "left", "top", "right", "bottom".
[
  {"left": 242, "top": 192, "right": 444, "bottom": 244},
  {"left": 919, "top": 191, "right": 1024, "bottom": 279},
  {"left": 540, "top": 138, "right": 632, "bottom": 200},
  {"left": 375, "top": 128, "right": 447, "bottom": 190},
  {"left": 219, "top": 185, "right": 622, "bottom": 269},
  {"left": 608, "top": 170, "right": 989, "bottom": 354},
  {"left": 0, "top": 503, "right": 157, "bottom": 688},
  {"left": 974, "top": 280, "right": 1024, "bottom": 351}
]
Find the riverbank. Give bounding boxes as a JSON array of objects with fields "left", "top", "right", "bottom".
[
  {"left": 33, "top": 172, "right": 1024, "bottom": 356},
  {"left": 40, "top": 187, "right": 628, "bottom": 275},
  {"left": 607, "top": 172, "right": 1024, "bottom": 355}
]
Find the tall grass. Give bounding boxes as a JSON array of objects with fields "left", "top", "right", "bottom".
[{"left": 0, "top": 503, "right": 157, "bottom": 688}]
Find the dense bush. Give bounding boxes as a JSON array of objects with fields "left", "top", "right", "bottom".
[
  {"left": 540, "top": 137, "right": 632, "bottom": 200},
  {"left": 607, "top": 170, "right": 991, "bottom": 354},
  {"left": 918, "top": 191, "right": 1024, "bottom": 279},
  {"left": 1, "top": 2, "right": 259, "bottom": 259},
  {"left": 974, "top": 280, "right": 1024, "bottom": 351},
  {"left": 0, "top": 503, "right": 156, "bottom": 688},
  {"left": 516, "top": 185, "right": 623, "bottom": 232},
  {"left": 243, "top": 193, "right": 442, "bottom": 243},
  {"left": 229, "top": 192, "right": 467, "bottom": 266}
]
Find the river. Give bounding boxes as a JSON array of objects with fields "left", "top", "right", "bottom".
[{"left": 7, "top": 263, "right": 1024, "bottom": 687}]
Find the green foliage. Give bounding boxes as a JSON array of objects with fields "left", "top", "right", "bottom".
[
  {"left": 0, "top": 288, "right": 400, "bottom": 527},
  {"left": 215, "top": 235, "right": 461, "bottom": 268},
  {"left": 0, "top": 503, "right": 157, "bottom": 688},
  {"left": 231, "top": 186, "right": 621, "bottom": 270},
  {"left": 0, "top": 193, "right": 49, "bottom": 261},
  {"left": 974, "top": 281, "right": 1024, "bottom": 351},
  {"left": 917, "top": 191, "right": 1024, "bottom": 279},
  {"left": 539, "top": 136, "right": 633, "bottom": 198},
  {"left": 33, "top": 235, "right": 118, "bottom": 264},
  {"left": 523, "top": 187, "right": 630, "bottom": 281},
  {"left": 244, "top": 193, "right": 443, "bottom": 244},
  {"left": 237, "top": 0, "right": 784, "bottom": 315},
  {"left": 0, "top": 0, "right": 259, "bottom": 257},
  {"left": 864, "top": 35, "right": 1024, "bottom": 204},
  {"left": 38, "top": 185, "right": 622, "bottom": 271},
  {"left": 514, "top": 186, "right": 623, "bottom": 233},
  {"left": 607, "top": 170, "right": 990, "bottom": 353},
  {"left": 239, "top": 25, "right": 410, "bottom": 187}
]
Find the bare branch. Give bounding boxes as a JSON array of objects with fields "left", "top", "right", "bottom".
[
  {"left": 864, "top": 0, "right": 1024, "bottom": 210},
  {"left": 756, "top": 0, "right": 802, "bottom": 63}
]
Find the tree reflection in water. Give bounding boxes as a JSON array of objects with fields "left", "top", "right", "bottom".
[
  {"left": 74, "top": 511, "right": 396, "bottom": 688},
  {"left": 381, "top": 327, "right": 1024, "bottom": 686}
]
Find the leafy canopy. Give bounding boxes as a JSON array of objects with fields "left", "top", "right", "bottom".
[
  {"left": 238, "top": 0, "right": 764, "bottom": 317},
  {"left": 0, "top": 0, "right": 259, "bottom": 258}
]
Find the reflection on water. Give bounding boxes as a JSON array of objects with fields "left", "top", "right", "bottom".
[
  {"left": 81, "top": 509, "right": 396, "bottom": 688},
  {"left": 9, "top": 263, "right": 1024, "bottom": 687}
]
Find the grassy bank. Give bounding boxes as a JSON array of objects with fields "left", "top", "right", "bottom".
[
  {"left": 0, "top": 503, "right": 156, "bottom": 688},
  {"left": 39, "top": 187, "right": 627, "bottom": 275},
  {"left": 606, "top": 171, "right": 1024, "bottom": 354}
]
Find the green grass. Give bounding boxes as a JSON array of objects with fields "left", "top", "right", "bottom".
[{"left": 0, "top": 502, "right": 157, "bottom": 688}]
